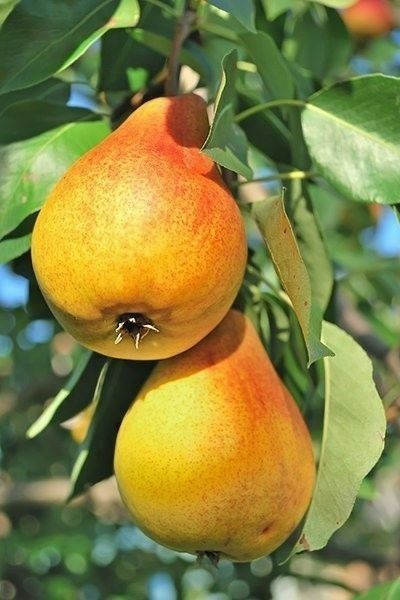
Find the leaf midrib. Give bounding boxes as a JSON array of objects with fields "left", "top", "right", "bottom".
[
  {"left": 2, "top": 0, "right": 114, "bottom": 90},
  {"left": 305, "top": 101, "right": 400, "bottom": 157}
]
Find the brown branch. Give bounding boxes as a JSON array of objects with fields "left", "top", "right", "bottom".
[{"left": 165, "top": 4, "right": 196, "bottom": 96}]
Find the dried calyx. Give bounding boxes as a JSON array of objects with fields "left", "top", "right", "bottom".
[
  {"left": 196, "top": 550, "right": 220, "bottom": 567},
  {"left": 115, "top": 313, "right": 159, "bottom": 348}
]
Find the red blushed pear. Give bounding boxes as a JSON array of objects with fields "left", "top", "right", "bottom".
[
  {"left": 342, "top": 0, "right": 394, "bottom": 37},
  {"left": 114, "top": 310, "right": 316, "bottom": 562},
  {"left": 31, "top": 94, "right": 247, "bottom": 360}
]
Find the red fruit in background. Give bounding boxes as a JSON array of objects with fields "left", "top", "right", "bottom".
[{"left": 342, "top": 0, "right": 394, "bottom": 37}]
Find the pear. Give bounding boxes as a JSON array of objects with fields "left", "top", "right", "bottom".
[
  {"left": 342, "top": 0, "right": 394, "bottom": 37},
  {"left": 31, "top": 94, "right": 247, "bottom": 360},
  {"left": 114, "top": 310, "right": 315, "bottom": 562}
]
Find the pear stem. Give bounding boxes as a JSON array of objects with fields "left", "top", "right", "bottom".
[
  {"left": 165, "top": 4, "right": 196, "bottom": 96},
  {"left": 196, "top": 550, "right": 220, "bottom": 567}
]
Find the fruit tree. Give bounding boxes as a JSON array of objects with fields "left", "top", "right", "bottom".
[{"left": 0, "top": 0, "right": 400, "bottom": 598}]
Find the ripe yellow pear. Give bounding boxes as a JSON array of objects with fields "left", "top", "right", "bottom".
[
  {"left": 114, "top": 310, "right": 315, "bottom": 562},
  {"left": 31, "top": 94, "right": 247, "bottom": 360}
]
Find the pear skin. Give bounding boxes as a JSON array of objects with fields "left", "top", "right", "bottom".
[
  {"left": 114, "top": 310, "right": 315, "bottom": 562},
  {"left": 31, "top": 94, "right": 247, "bottom": 360},
  {"left": 342, "top": 0, "right": 394, "bottom": 37}
]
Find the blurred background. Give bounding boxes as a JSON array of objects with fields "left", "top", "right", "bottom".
[{"left": 1, "top": 1, "right": 400, "bottom": 598}]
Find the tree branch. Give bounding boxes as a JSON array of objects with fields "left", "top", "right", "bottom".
[{"left": 165, "top": 4, "right": 196, "bottom": 96}]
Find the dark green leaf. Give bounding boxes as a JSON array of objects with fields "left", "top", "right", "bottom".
[
  {"left": 286, "top": 61, "right": 315, "bottom": 101},
  {"left": 290, "top": 8, "right": 351, "bottom": 82},
  {"left": 238, "top": 95, "right": 291, "bottom": 164},
  {"left": 261, "top": 0, "right": 293, "bottom": 20},
  {"left": 262, "top": 292, "right": 290, "bottom": 344},
  {"left": 282, "top": 342, "right": 310, "bottom": 406},
  {"left": 253, "top": 194, "right": 332, "bottom": 365},
  {"left": 27, "top": 352, "right": 106, "bottom": 438},
  {"left": 0, "top": 0, "right": 138, "bottom": 94},
  {"left": 69, "top": 359, "right": 155, "bottom": 498},
  {"left": 100, "top": 30, "right": 140, "bottom": 92},
  {"left": 203, "top": 50, "right": 252, "bottom": 179},
  {"left": 302, "top": 75, "right": 400, "bottom": 204},
  {"left": 288, "top": 180, "right": 333, "bottom": 313},
  {"left": 129, "top": 28, "right": 213, "bottom": 83},
  {"left": 99, "top": 2, "right": 173, "bottom": 92},
  {"left": 290, "top": 322, "right": 386, "bottom": 556},
  {"left": 208, "top": 0, "right": 256, "bottom": 32},
  {"left": 0, "top": 0, "right": 18, "bottom": 26},
  {"left": 0, "top": 120, "right": 109, "bottom": 241},
  {"left": 62, "top": 0, "right": 140, "bottom": 72},
  {"left": 240, "top": 31, "right": 294, "bottom": 100},
  {"left": 0, "top": 233, "right": 31, "bottom": 264},
  {"left": 204, "top": 105, "right": 252, "bottom": 180},
  {"left": 0, "top": 102, "right": 99, "bottom": 144},
  {"left": 0, "top": 78, "right": 70, "bottom": 113}
]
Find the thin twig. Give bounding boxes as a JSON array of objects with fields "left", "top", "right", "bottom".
[
  {"left": 246, "top": 265, "right": 283, "bottom": 298},
  {"left": 165, "top": 4, "right": 196, "bottom": 96},
  {"left": 144, "top": 0, "right": 178, "bottom": 17},
  {"left": 235, "top": 99, "right": 306, "bottom": 124},
  {"left": 195, "top": 20, "right": 237, "bottom": 41},
  {"left": 234, "top": 170, "right": 316, "bottom": 188}
]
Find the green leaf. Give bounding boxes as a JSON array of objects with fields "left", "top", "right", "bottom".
[
  {"left": 0, "top": 0, "right": 132, "bottom": 94},
  {"left": 288, "top": 181, "right": 333, "bottom": 313},
  {"left": 253, "top": 194, "right": 333, "bottom": 365},
  {"left": 27, "top": 352, "right": 106, "bottom": 438},
  {"left": 0, "top": 0, "right": 18, "bottom": 26},
  {"left": 0, "top": 120, "right": 109, "bottom": 241},
  {"left": 0, "top": 233, "right": 31, "bottom": 264},
  {"left": 290, "top": 322, "right": 386, "bottom": 556},
  {"left": 261, "top": 0, "right": 293, "bottom": 20},
  {"left": 99, "top": 2, "right": 173, "bottom": 93},
  {"left": 285, "top": 61, "right": 315, "bottom": 101},
  {"left": 240, "top": 32, "right": 294, "bottom": 100},
  {"left": 302, "top": 75, "right": 400, "bottom": 204},
  {"left": 203, "top": 50, "right": 253, "bottom": 180},
  {"left": 0, "top": 79, "right": 70, "bottom": 112},
  {"left": 204, "top": 105, "right": 252, "bottom": 180},
  {"left": 238, "top": 95, "right": 291, "bottom": 165},
  {"left": 290, "top": 8, "right": 351, "bottom": 82},
  {"left": 69, "top": 359, "right": 155, "bottom": 498},
  {"left": 262, "top": 292, "right": 291, "bottom": 348},
  {"left": 61, "top": 0, "right": 140, "bottom": 72},
  {"left": 0, "top": 101, "right": 99, "bottom": 144},
  {"left": 208, "top": 0, "right": 256, "bottom": 32},
  {"left": 261, "top": 0, "right": 353, "bottom": 17},
  {"left": 354, "top": 579, "right": 400, "bottom": 600}
]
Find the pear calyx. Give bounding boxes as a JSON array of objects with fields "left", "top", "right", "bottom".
[
  {"left": 196, "top": 551, "right": 220, "bottom": 567},
  {"left": 115, "top": 313, "right": 159, "bottom": 348}
]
